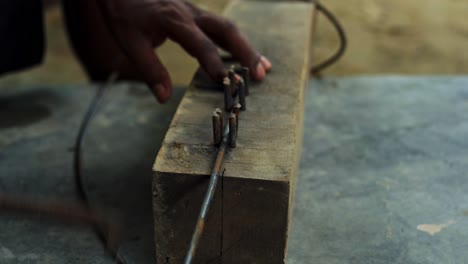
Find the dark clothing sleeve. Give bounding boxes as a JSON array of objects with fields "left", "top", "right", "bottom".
[{"left": 0, "top": 1, "right": 44, "bottom": 76}]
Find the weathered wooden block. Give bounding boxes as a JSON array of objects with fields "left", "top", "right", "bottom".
[{"left": 152, "top": 1, "right": 315, "bottom": 263}]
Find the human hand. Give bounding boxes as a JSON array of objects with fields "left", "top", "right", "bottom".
[{"left": 63, "top": 0, "right": 272, "bottom": 103}]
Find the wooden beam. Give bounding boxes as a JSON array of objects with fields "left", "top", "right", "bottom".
[{"left": 152, "top": 1, "right": 315, "bottom": 263}]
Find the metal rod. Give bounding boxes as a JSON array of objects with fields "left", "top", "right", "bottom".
[
  {"left": 185, "top": 71, "right": 244, "bottom": 263},
  {"left": 223, "top": 77, "right": 233, "bottom": 111},
  {"left": 229, "top": 113, "right": 237, "bottom": 148},
  {"left": 215, "top": 108, "right": 223, "bottom": 142},
  {"left": 184, "top": 124, "right": 230, "bottom": 264},
  {"left": 228, "top": 69, "right": 238, "bottom": 96},
  {"left": 212, "top": 111, "right": 222, "bottom": 146},
  {"left": 230, "top": 69, "right": 241, "bottom": 96},
  {"left": 233, "top": 103, "right": 241, "bottom": 132}
]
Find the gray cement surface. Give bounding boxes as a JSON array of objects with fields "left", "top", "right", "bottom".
[
  {"left": 289, "top": 76, "right": 468, "bottom": 264},
  {"left": 1, "top": 77, "right": 468, "bottom": 263}
]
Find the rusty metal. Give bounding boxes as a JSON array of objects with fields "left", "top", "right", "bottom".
[
  {"left": 215, "top": 108, "right": 224, "bottom": 142},
  {"left": 228, "top": 70, "right": 237, "bottom": 95},
  {"left": 212, "top": 111, "right": 222, "bottom": 146},
  {"left": 232, "top": 66, "right": 249, "bottom": 110},
  {"left": 226, "top": 69, "right": 242, "bottom": 111},
  {"left": 184, "top": 123, "right": 230, "bottom": 264},
  {"left": 229, "top": 113, "right": 237, "bottom": 148},
  {"left": 223, "top": 77, "right": 233, "bottom": 111},
  {"left": 185, "top": 66, "right": 248, "bottom": 264},
  {"left": 233, "top": 103, "right": 241, "bottom": 131}
]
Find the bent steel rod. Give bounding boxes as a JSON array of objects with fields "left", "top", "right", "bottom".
[{"left": 184, "top": 123, "right": 230, "bottom": 264}]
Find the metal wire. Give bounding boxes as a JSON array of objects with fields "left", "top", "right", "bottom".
[
  {"left": 184, "top": 64, "right": 246, "bottom": 263},
  {"left": 0, "top": 72, "right": 125, "bottom": 263},
  {"left": 184, "top": 123, "right": 230, "bottom": 264},
  {"left": 73, "top": 73, "right": 118, "bottom": 247},
  {"left": 72, "top": 72, "right": 128, "bottom": 264},
  {"left": 309, "top": 1, "right": 347, "bottom": 75}
]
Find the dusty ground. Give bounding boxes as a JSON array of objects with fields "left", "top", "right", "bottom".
[
  {"left": 1, "top": 0, "right": 467, "bottom": 87},
  {"left": 320, "top": 0, "right": 468, "bottom": 75}
]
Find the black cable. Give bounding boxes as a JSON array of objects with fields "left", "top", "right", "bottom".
[
  {"left": 0, "top": 72, "right": 124, "bottom": 263},
  {"left": 309, "top": 1, "right": 347, "bottom": 75},
  {"left": 72, "top": 72, "right": 126, "bottom": 263},
  {"left": 73, "top": 83, "right": 106, "bottom": 208}
]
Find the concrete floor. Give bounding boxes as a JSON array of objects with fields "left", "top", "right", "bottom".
[
  {"left": 2, "top": 77, "right": 468, "bottom": 263},
  {"left": 289, "top": 77, "right": 468, "bottom": 264}
]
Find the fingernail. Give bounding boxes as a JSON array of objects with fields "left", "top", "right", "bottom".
[
  {"left": 234, "top": 74, "right": 241, "bottom": 84},
  {"left": 254, "top": 62, "right": 266, "bottom": 80},
  {"left": 153, "top": 84, "right": 171, "bottom": 103},
  {"left": 260, "top": 56, "right": 272, "bottom": 72}
]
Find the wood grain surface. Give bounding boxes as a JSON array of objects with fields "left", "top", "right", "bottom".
[{"left": 153, "top": 1, "right": 315, "bottom": 263}]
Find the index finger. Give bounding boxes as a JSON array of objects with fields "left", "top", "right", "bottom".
[
  {"left": 158, "top": 8, "right": 228, "bottom": 82},
  {"left": 112, "top": 27, "right": 173, "bottom": 103},
  {"left": 194, "top": 13, "right": 272, "bottom": 80}
]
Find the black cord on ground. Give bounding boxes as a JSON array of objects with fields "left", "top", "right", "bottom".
[
  {"left": 73, "top": 84, "right": 107, "bottom": 206},
  {"left": 0, "top": 70, "right": 123, "bottom": 261},
  {"left": 72, "top": 72, "right": 126, "bottom": 263},
  {"left": 309, "top": 1, "right": 347, "bottom": 75}
]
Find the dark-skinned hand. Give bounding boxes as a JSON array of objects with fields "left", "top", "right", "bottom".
[{"left": 63, "top": 0, "right": 272, "bottom": 103}]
